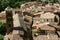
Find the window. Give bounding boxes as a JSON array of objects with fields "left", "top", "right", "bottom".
[
  {"left": 7, "top": 18, "right": 13, "bottom": 21},
  {"left": 44, "top": 19, "right": 47, "bottom": 22},
  {"left": 7, "top": 23, "right": 13, "bottom": 27},
  {"left": 6, "top": 13, "right": 12, "bottom": 17},
  {"left": 54, "top": 16, "right": 58, "bottom": 22},
  {"left": 37, "top": 30, "right": 46, "bottom": 35},
  {"left": 51, "top": 19, "right": 53, "bottom": 22},
  {"left": 47, "top": 19, "right": 48, "bottom": 22},
  {"left": 49, "top": 19, "right": 51, "bottom": 22}
]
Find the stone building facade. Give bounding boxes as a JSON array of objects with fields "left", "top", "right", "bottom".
[{"left": 3, "top": 1, "right": 60, "bottom": 40}]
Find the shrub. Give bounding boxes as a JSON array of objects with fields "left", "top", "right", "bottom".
[
  {"left": 0, "top": 22, "right": 6, "bottom": 40},
  {"left": 0, "top": 34, "right": 4, "bottom": 40}
]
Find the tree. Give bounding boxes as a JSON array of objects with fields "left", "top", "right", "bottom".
[
  {"left": 0, "top": 22, "right": 6, "bottom": 35},
  {"left": 0, "top": 22, "right": 6, "bottom": 40}
]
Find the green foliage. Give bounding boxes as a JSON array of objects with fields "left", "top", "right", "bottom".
[
  {"left": 0, "top": 22, "right": 6, "bottom": 35},
  {"left": 0, "top": 34, "right": 4, "bottom": 40},
  {"left": 0, "top": 0, "right": 60, "bottom": 12},
  {"left": 0, "top": 22, "right": 6, "bottom": 40},
  {"left": 14, "top": 2, "right": 21, "bottom": 8}
]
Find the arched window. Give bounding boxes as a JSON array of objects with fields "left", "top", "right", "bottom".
[
  {"left": 47, "top": 19, "right": 48, "bottom": 22},
  {"left": 54, "top": 16, "right": 58, "bottom": 22}
]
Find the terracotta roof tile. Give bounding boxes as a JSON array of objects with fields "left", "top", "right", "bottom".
[
  {"left": 40, "top": 25, "right": 55, "bottom": 31},
  {"left": 44, "top": 7, "right": 53, "bottom": 12}
]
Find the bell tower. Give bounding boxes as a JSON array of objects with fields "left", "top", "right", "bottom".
[{"left": 5, "top": 7, "right": 13, "bottom": 34}]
